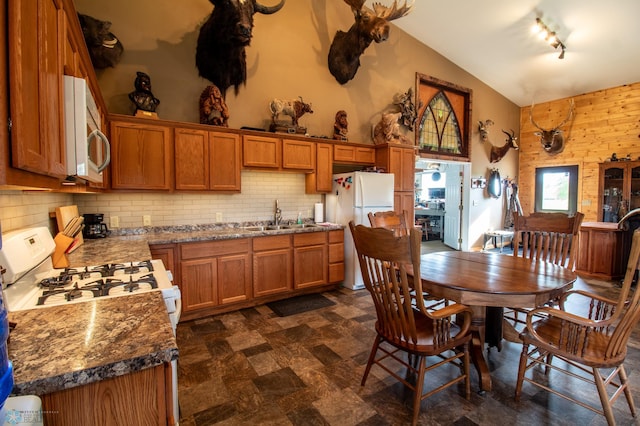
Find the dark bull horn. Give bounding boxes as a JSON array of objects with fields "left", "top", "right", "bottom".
[{"left": 254, "top": 0, "right": 286, "bottom": 14}]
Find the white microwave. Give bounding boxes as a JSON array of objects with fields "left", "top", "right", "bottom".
[{"left": 63, "top": 75, "right": 110, "bottom": 183}]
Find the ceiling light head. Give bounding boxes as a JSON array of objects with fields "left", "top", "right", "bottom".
[{"left": 533, "top": 17, "right": 566, "bottom": 59}]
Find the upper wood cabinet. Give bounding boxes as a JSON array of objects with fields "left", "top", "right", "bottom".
[
  {"left": 375, "top": 144, "right": 416, "bottom": 192},
  {"left": 599, "top": 161, "right": 640, "bottom": 222},
  {"left": 282, "top": 138, "right": 315, "bottom": 171},
  {"left": 243, "top": 134, "right": 281, "bottom": 168},
  {"left": 110, "top": 120, "right": 172, "bottom": 190},
  {"left": 333, "top": 144, "right": 375, "bottom": 164},
  {"left": 8, "top": 0, "right": 66, "bottom": 178},
  {"left": 175, "top": 128, "right": 241, "bottom": 191},
  {"left": 306, "top": 142, "right": 333, "bottom": 193}
]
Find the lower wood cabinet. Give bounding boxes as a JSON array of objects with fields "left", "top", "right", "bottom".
[
  {"left": 253, "top": 235, "right": 293, "bottom": 297},
  {"left": 328, "top": 230, "right": 345, "bottom": 283},
  {"left": 294, "top": 232, "right": 327, "bottom": 288},
  {"left": 179, "top": 239, "right": 251, "bottom": 313},
  {"left": 576, "top": 222, "right": 628, "bottom": 280},
  {"left": 41, "top": 364, "right": 172, "bottom": 426}
]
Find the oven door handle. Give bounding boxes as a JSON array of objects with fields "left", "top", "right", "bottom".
[{"left": 172, "top": 285, "right": 182, "bottom": 323}]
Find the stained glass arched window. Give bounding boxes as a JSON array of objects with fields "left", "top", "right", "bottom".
[{"left": 415, "top": 73, "right": 471, "bottom": 162}]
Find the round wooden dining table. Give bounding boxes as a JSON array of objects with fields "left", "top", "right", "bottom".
[{"left": 417, "top": 251, "right": 577, "bottom": 392}]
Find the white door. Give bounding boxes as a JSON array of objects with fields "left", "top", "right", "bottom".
[{"left": 444, "top": 164, "right": 463, "bottom": 249}]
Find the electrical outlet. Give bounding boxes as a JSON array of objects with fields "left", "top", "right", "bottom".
[
  {"left": 143, "top": 215, "right": 152, "bottom": 226},
  {"left": 110, "top": 216, "right": 120, "bottom": 228},
  {"left": 215, "top": 212, "right": 223, "bottom": 222}
]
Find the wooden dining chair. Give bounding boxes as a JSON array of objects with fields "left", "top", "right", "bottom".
[
  {"left": 515, "top": 228, "right": 640, "bottom": 425},
  {"left": 501, "top": 211, "right": 585, "bottom": 331},
  {"left": 367, "top": 210, "right": 411, "bottom": 236},
  {"left": 349, "top": 221, "right": 472, "bottom": 425}
]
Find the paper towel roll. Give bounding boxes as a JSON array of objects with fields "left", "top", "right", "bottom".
[{"left": 314, "top": 203, "right": 324, "bottom": 223}]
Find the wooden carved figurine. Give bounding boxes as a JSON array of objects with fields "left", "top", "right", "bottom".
[
  {"left": 333, "top": 110, "right": 348, "bottom": 140},
  {"left": 128, "top": 71, "right": 160, "bottom": 114},
  {"left": 373, "top": 112, "right": 408, "bottom": 145},
  {"left": 199, "top": 85, "right": 229, "bottom": 127}
]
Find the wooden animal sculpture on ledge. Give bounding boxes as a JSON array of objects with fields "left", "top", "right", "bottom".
[
  {"left": 333, "top": 110, "right": 349, "bottom": 140},
  {"left": 393, "top": 87, "right": 418, "bottom": 131},
  {"left": 373, "top": 112, "right": 409, "bottom": 145},
  {"left": 529, "top": 99, "right": 574, "bottom": 154},
  {"left": 490, "top": 129, "right": 519, "bottom": 163},
  {"left": 328, "top": 0, "right": 413, "bottom": 84},
  {"left": 196, "top": 0, "right": 286, "bottom": 98},
  {"left": 199, "top": 85, "right": 229, "bottom": 127}
]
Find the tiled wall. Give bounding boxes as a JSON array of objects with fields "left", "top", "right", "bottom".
[
  {"left": 74, "top": 171, "right": 323, "bottom": 228},
  {"left": 1, "top": 171, "right": 323, "bottom": 234},
  {"left": 0, "top": 191, "right": 74, "bottom": 234}
]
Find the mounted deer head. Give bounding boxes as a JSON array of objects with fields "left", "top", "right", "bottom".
[
  {"left": 478, "top": 119, "right": 494, "bottom": 141},
  {"left": 489, "top": 129, "right": 519, "bottom": 163},
  {"left": 328, "top": 0, "right": 413, "bottom": 84},
  {"left": 529, "top": 99, "right": 574, "bottom": 154}
]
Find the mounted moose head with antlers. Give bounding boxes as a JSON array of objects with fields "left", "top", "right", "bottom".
[
  {"left": 490, "top": 129, "right": 519, "bottom": 163},
  {"left": 529, "top": 99, "right": 575, "bottom": 154},
  {"left": 328, "top": 0, "right": 413, "bottom": 84}
]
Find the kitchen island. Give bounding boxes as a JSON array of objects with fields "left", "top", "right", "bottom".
[{"left": 8, "top": 291, "right": 177, "bottom": 425}]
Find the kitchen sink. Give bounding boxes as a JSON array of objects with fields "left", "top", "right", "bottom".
[
  {"left": 286, "top": 223, "right": 319, "bottom": 229},
  {"left": 242, "top": 225, "right": 290, "bottom": 232}
]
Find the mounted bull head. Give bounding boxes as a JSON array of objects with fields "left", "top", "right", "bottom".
[
  {"left": 328, "top": 0, "right": 413, "bottom": 84},
  {"left": 196, "top": 0, "right": 286, "bottom": 98},
  {"left": 490, "top": 129, "right": 519, "bottom": 163},
  {"left": 529, "top": 99, "right": 574, "bottom": 154}
]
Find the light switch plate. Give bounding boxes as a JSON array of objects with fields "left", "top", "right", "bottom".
[
  {"left": 216, "top": 212, "right": 223, "bottom": 222},
  {"left": 110, "top": 216, "right": 119, "bottom": 228},
  {"left": 143, "top": 215, "right": 152, "bottom": 226}
]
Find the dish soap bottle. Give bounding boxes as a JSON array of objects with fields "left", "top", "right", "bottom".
[{"left": 297, "top": 212, "right": 303, "bottom": 224}]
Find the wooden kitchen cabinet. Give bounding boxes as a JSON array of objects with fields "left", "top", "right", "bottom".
[
  {"left": 282, "top": 138, "right": 315, "bottom": 171},
  {"left": 305, "top": 142, "right": 333, "bottom": 193},
  {"left": 42, "top": 363, "right": 172, "bottom": 426},
  {"left": 598, "top": 161, "right": 640, "bottom": 222},
  {"left": 8, "top": 0, "right": 66, "bottom": 179},
  {"left": 376, "top": 143, "right": 416, "bottom": 219},
  {"left": 252, "top": 235, "right": 293, "bottom": 297},
  {"left": 149, "top": 244, "right": 179, "bottom": 284},
  {"left": 243, "top": 134, "right": 281, "bottom": 168},
  {"left": 293, "top": 232, "right": 327, "bottom": 289},
  {"left": 179, "top": 239, "right": 251, "bottom": 314},
  {"left": 110, "top": 119, "right": 173, "bottom": 190},
  {"left": 175, "top": 128, "right": 241, "bottom": 191},
  {"left": 328, "top": 229, "right": 345, "bottom": 283},
  {"left": 333, "top": 144, "right": 375, "bottom": 164},
  {"left": 576, "top": 222, "right": 628, "bottom": 280}
]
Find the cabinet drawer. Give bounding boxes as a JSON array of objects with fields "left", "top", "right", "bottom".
[
  {"left": 253, "top": 235, "right": 291, "bottom": 251},
  {"left": 293, "top": 232, "right": 326, "bottom": 247},
  {"left": 328, "top": 229, "right": 344, "bottom": 244},
  {"left": 329, "top": 243, "right": 344, "bottom": 263},
  {"left": 329, "top": 263, "right": 345, "bottom": 283},
  {"left": 180, "top": 239, "right": 250, "bottom": 260}
]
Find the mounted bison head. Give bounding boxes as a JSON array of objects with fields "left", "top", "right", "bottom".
[
  {"left": 78, "top": 13, "right": 124, "bottom": 69},
  {"left": 328, "top": 0, "right": 413, "bottom": 84},
  {"left": 196, "top": 0, "right": 286, "bottom": 98},
  {"left": 529, "top": 99, "right": 574, "bottom": 154}
]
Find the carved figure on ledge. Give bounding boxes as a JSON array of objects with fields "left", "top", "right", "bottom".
[
  {"left": 373, "top": 112, "right": 409, "bottom": 145},
  {"left": 199, "top": 85, "right": 229, "bottom": 127},
  {"left": 333, "top": 110, "right": 348, "bottom": 140},
  {"left": 128, "top": 71, "right": 160, "bottom": 114}
]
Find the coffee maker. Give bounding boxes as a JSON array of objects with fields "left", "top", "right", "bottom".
[{"left": 82, "top": 213, "right": 109, "bottom": 239}]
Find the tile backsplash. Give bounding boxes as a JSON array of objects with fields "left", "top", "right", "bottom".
[{"left": 1, "top": 171, "right": 323, "bottom": 234}]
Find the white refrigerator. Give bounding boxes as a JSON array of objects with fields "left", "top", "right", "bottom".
[{"left": 326, "top": 171, "right": 395, "bottom": 290}]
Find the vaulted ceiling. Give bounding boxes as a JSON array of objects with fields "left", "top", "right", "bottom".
[{"left": 393, "top": 0, "right": 640, "bottom": 106}]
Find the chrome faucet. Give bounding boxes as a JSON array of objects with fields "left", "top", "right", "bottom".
[{"left": 274, "top": 199, "right": 282, "bottom": 226}]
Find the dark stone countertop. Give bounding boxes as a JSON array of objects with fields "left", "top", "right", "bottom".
[{"left": 8, "top": 291, "right": 178, "bottom": 396}]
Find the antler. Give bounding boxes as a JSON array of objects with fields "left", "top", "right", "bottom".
[
  {"left": 529, "top": 99, "right": 574, "bottom": 131},
  {"left": 369, "top": 0, "right": 414, "bottom": 20},
  {"left": 343, "top": 0, "right": 367, "bottom": 14}
]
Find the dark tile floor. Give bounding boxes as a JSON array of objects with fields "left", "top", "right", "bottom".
[{"left": 176, "top": 248, "right": 640, "bottom": 426}]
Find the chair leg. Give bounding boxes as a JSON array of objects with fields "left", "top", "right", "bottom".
[
  {"left": 463, "top": 341, "right": 471, "bottom": 400},
  {"left": 515, "top": 342, "right": 529, "bottom": 402},
  {"left": 618, "top": 365, "right": 637, "bottom": 417},
  {"left": 411, "top": 355, "right": 426, "bottom": 426},
  {"left": 361, "top": 336, "right": 382, "bottom": 386},
  {"left": 594, "top": 367, "right": 617, "bottom": 426}
]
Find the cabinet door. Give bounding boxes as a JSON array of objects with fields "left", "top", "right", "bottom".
[
  {"left": 282, "top": 139, "right": 315, "bottom": 171},
  {"left": 306, "top": 142, "right": 333, "bottom": 193},
  {"left": 328, "top": 230, "right": 345, "bottom": 283},
  {"left": 294, "top": 245, "right": 327, "bottom": 288},
  {"left": 181, "top": 258, "right": 217, "bottom": 312},
  {"left": 110, "top": 121, "right": 172, "bottom": 190},
  {"left": 218, "top": 253, "right": 252, "bottom": 304},
  {"left": 395, "top": 191, "right": 415, "bottom": 219},
  {"left": 334, "top": 145, "right": 375, "bottom": 164},
  {"left": 175, "top": 128, "right": 209, "bottom": 190},
  {"left": 253, "top": 249, "right": 292, "bottom": 297},
  {"left": 243, "top": 134, "right": 281, "bottom": 168},
  {"left": 9, "top": 0, "right": 66, "bottom": 178},
  {"left": 388, "top": 146, "right": 415, "bottom": 191},
  {"left": 210, "top": 132, "right": 241, "bottom": 191}
]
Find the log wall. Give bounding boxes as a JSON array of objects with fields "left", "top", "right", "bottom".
[{"left": 518, "top": 82, "right": 640, "bottom": 221}]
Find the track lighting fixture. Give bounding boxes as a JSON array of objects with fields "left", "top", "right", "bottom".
[{"left": 532, "top": 17, "right": 566, "bottom": 59}]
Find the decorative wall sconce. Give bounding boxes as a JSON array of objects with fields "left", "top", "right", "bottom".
[
  {"left": 471, "top": 177, "right": 487, "bottom": 189},
  {"left": 532, "top": 17, "right": 566, "bottom": 59}
]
